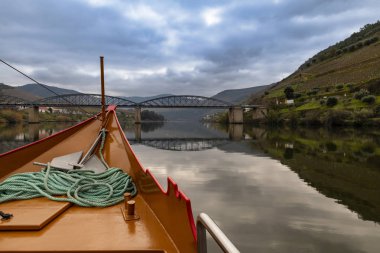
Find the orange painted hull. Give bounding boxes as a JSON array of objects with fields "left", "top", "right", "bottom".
[{"left": 0, "top": 106, "right": 197, "bottom": 253}]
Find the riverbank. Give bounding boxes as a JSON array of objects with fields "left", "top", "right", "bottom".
[
  {"left": 256, "top": 107, "right": 380, "bottom": 127},
  {"left": 0, "top": 109, "right": 90, "bottom": 124}
]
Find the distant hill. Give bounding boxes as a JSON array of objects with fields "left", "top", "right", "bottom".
[
  {"left": 0, "top": 83, "right": 40, "bottom": 101},
  {"left": 212, "top": 85, "right": 268, "bottom": 104},
  {"left": 17, "top": 83, "right": 81, "bottom": 98},
  {"left": 251, "top": 20, "right": 380, "bottom": 104},
  {"left": 123, "top": 94, "right": 172, "bottom": 103}
]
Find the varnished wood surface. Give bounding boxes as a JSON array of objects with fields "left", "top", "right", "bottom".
[
  {"left": 0, "top": 109, "right": 196, "bottom": 252},
  {"left": 0, "top": 198, "right": 71, "bottom": 231}
]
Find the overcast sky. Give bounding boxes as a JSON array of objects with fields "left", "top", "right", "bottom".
[{"left": 0, "top": 0, "right": 379, "bottom": 96}]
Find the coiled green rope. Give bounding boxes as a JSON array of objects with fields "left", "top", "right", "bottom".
[
  {"left": 0, "top": 129, "right": 137, "bottom": 207},
  {"left": 0, "top": 166, "right": 137, "bottom": 207}
]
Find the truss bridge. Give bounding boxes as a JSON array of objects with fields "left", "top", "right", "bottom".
[
  {"left": 0, "top": 93, "right": 266, "bottom": 124},
  {"left": 129, "top": 137, "right": 230, "bottom": 151}
]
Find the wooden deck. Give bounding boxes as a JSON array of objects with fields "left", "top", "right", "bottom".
[{"left": 0, "top": 107, "right": 196, "bottom": 253}]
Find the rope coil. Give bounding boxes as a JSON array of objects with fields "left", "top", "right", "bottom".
[
  {"left": 0, "top": 128, "right": 137, "bottom": 207},
  {"left": 0, "top": 165, "right": 137, "bottom": 207}
]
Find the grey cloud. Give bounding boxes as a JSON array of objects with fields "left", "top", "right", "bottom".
[{"left": 0, "top": 0, "right": 379, "bottom": 96}]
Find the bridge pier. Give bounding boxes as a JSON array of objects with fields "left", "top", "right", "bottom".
[
  {"left": 28, "top": 106, "right": 40, "bottom": 124},
  {"left": 28, "top": 124, "right": 40, "bottom": 141},
  {"left": 134, "top": 123, "right": 141, "bottom": 142},
  {"left": 228, "top": 124, "right": 243, "bottom": 141},
  {"left": 251, "top": 107, "right": 268, "bottom": 120},
  {"left": 135, "top": 107, "right": 141, "bottom": 124},
  {"left": 228, "top": 107, "right": 243, "bottom": 124}
]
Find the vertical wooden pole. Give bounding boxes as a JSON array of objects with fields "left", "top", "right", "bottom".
[{"left": 100, "top": 56, "right": 106, "bottom": 124}]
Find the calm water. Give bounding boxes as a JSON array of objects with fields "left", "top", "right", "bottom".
[{"left": 1, "top": 121, "right": 380, "bottom": 252}]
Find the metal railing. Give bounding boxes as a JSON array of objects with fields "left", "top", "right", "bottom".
[{"left": 197, "top": 213, "right": 240, "bottom": 253}]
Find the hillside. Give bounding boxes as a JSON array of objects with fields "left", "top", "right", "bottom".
[
  {"left": 251, "top": 20, "right": 380, "bottom": 103},
  {"left": 212, "top": 85, "right": 268, "bottom": 104},
  {"left": 18, "top": 83, "right": 81, "bottom": 98},
  {"left": 0, "top": 83, "right": 40, "bottom": 101},
  {"left": 248, "top": 20, "right": 380, "bottom": 126},
  {"left": 123, "top": 94, "right": 172, "bottom": 103}
]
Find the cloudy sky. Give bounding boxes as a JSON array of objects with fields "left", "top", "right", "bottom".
[{"left": 0, "top": 0, "right": 379, "bottom": 96}]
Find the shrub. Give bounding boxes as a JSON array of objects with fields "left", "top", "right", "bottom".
[
  {"left": 354, "top": 89, "right": 369, "bottom": 100},
  {"left": 326, "top": 97, "right": 338, "bottom": 107},
  {"left": 375, "top": 105, "right": 380, "bottom": 116},
  {"left": 361, "top": 95, "right": 376, "bottom": 104},
  {"left": 293, "top": 93, "right": 302, "bottom": 99},
  {"left": 361, "top": 143, "right": 375, "bottom": 154},
  {"left": 335, "top": 84, "right": 344, "bottom": 90},
  {"left": 320, "top": 99, "right": 326, "bottom": 105},
  {"left": 298, "top": 97, "right": 306, "bottom": 103},
  {"left": 56, "top": 115, "right": 72, "bottom": 121},
  {"left": 265, "top": 110, "right": 284, "bottom": 126},
  {"left": 367, "top": 79, "right": 380, "bottom": 95},
  {"left": 141, "top": 110, "right": 165, "bottom": 121},
  {"left": 323, "top": 110, "right": 352, "bottom": 126},
  {"left": 284, "top": 86, "right": 294, "bottom": 99},
  {"left": 301, "top": 110, "right": 323, "bottom": 126},
  {"left": 325, "top": 142, "right": 337, "bottom": 152},
  {"left": 283, "top": 148, "right": 293, "bottom": 159},
  {"left": 0, "top": 110, "right": 23, "bottom": 123},
  {"left": 353, "top": 109, "right": 373, "bottom": 126}
]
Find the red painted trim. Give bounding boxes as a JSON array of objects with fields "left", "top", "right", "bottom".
[
  {"left": 111, "top": 109, "right": 197, "bottom": 241},
  {"left": 0, "top": 115, "right": 97, "bottom": 158},
  {"left": 106, "top": 105, "right": 117, "bottom": 111}
]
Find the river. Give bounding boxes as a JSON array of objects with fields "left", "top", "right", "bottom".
[{"left": 1, "top": 121, "right": 380, "bottom": 252}]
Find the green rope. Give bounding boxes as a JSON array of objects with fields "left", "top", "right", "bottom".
[
  {"left": 0, "top": 166, "right": 137, "bottom": 207},
  {"left": 99, "top": 128, "right": 109, "bottom": 170},
  {"left": 0, "top": 129, "right": 137, "bottom": 207}
]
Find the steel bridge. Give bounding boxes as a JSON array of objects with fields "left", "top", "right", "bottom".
[
  {"left": 0, "top": 93, "right": 266, "bottom": 124},
  {"left": 0, "top": 93, "right": 261, "bottom": 108},
  {"left": 129, "top": 137, "right": 229, "bottom": 151}
]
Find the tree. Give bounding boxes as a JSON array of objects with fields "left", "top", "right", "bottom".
[
  {"left": 361, "top": 95, "right": 376, "bottom": 104},
  {"left": 326, "top": 97, "right": 338, "bottom": 107},
  {"left": 284, "top": 86, "right": 294, "bottom": 99}
]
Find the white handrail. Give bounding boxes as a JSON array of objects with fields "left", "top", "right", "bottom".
[{"left": 197, "top": 213, "right": 240, "bottom": 253}]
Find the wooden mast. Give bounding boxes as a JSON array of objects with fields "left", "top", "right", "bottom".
[{"left": 100, "top": 56, "right": 106, "bottom": 124}]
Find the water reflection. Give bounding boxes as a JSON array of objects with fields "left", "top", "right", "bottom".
[
  {"left": 246, "top": 127, "right": 380, "bottom": 224},
  {"left": 1, "top": 121, "right": 380, "bottom": 252},
  {"left": 0, "top": 122, "right": 76, "bottom": 154},
  {"left": 128, "top": 122, "right": 380, "bottom": 253}
]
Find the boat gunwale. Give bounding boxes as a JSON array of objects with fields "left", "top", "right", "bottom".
[
  {"left": 0, "top": 105, "right": 197, "bottom": 242},
  {"left": 110, "top": 105, "right": 197, "bottom": 241},
  {"left": 0, "top": 114, "right": 97, "bottom": 159}
]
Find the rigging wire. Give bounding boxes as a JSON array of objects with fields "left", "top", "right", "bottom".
[{"left": 0, "top": 58, "right": 90, "bottom": 115}]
